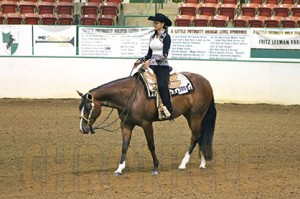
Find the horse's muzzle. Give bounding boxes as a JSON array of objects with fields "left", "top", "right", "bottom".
[{"left": 82, "top": 125, "right": 95, "bottom": 134}]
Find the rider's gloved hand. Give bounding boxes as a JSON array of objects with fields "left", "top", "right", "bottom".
[{"left": 133, "top": 58, "right": 143, "bottom": 68}]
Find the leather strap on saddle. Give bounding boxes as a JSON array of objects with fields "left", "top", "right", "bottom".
[
  {"left": 137, "top": 65, "right": 194, "bottom": 120},
  {"left": 138, "top": 65, "right": 194, "bottom": 99}
]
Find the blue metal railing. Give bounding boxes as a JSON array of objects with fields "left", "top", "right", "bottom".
[{"left": 122, "top": 0, "right": 163, "bottom": 26}]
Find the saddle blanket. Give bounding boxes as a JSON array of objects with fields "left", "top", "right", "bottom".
[{"left": 138, "top": 67, "right": 194, "bottom": 99}]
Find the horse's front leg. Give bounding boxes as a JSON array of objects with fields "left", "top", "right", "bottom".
[
  {"left": 114, "top": 123, "right": 134, "bottom": 176},
  {"left": 142, "top": 122, "right": 160, "bottom": 175}
]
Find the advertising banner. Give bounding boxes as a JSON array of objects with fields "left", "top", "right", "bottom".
[
  {"left": 0, "top": 25, "right": 299, "bottom": 61},
  {"left": 33, "top": 26, "right": 76, "bottom": 56},
  {"left": 0, "top": 25, "right": 32, "bottom": 56},
  {"left": 251, "top": 28, "right": 300, "bottom": 50},
  {"left": 78, "top": 27, "right": 153, "bottom": 57},
  {"left": 169, "top": 27, "right": 251, "bottom": 60},
  {"left": 79, "top": 27, "right": 251, "bottom": 60}
]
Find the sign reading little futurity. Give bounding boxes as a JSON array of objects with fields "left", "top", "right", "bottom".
[{"left": 0, "top": 25, "right": 299, "bottom": 61}]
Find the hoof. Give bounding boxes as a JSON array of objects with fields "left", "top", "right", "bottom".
[
  {"left": 178, "top": 165, "right": 186, "bottom": 170},
  {"left": 113, "top": 172, "right": 122, "bottom": 176},
  {"left": 152, "top": 170, "right": 160, "bottom": 175},
  {"left": 199, "top": 165, "right": 206, "bottom": 169}
]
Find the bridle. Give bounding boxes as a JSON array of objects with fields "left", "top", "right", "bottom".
[
  {"left": 80, "top": 104, "right": 94, "bottom": 126},
  {"left": 80, "top": 74, "right": 140, "bottom": 133},
  {"left": 80, "top": 94, "right": 95, "bottom": 126}
]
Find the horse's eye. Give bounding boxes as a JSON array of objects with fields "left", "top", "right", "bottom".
[{"left": 86, "top": 93, "right": 92, "bottom": 101}]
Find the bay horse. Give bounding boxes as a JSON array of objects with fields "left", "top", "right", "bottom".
[{"left": 77, "top": 71, "right": 216, "bottom": 175}]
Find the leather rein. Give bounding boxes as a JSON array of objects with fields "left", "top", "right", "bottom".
[{"left": 81, "top": 68, "right": 140, "bottom": 133}]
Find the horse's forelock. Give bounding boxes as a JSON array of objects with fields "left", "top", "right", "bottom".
[
  {"left": 79, "top": 94, "right": 89, "bottom": 111},
  {"left": 79, "top": 96, "right": 84, "bottom": 111}
]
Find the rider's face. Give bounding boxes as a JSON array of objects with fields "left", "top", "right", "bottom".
[{"left": 153, "top": 21, "right": 164, "bottom": 31}]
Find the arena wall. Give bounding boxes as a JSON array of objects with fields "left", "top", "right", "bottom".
[{"left": 1, "top": 57, "right": 300, "bottom": 105}]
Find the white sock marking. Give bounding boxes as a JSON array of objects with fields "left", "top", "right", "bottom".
[
  {"left": 114, "top": 161, "right": 126, "bottom": 174},
  {"left": 179, "top": 151, "right": 190, "bottom": 170},
  {"left": 199, "top": 151, "right": 206, "bottom": 169}
]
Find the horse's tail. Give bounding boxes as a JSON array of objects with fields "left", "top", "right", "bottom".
[{"left": 199, "top": 96, "right": 217, "bottom": 161}]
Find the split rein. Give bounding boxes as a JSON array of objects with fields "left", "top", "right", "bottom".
[{"left": 85, "top": 67, "right": 140, "bottom": 133}]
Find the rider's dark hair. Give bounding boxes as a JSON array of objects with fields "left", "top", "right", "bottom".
[{"left": 164, "top": 26, "right": 168, "bottom": 32}]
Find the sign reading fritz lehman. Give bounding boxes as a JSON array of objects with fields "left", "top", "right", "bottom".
[
  {"left": 250, "top": 28, "right": 300, "bottom": 59},
  {"left": 33, "top": 26, "right": 76, "bottom": 56},
  {"left": 251, "top": 28, "right": 300, "bottom": 49},
  {"left": 0, "top": 25, "right": 32, "bottom": 56}
]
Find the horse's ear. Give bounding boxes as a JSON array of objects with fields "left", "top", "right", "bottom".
[{"left": 77, "top": 90, "right": 83, "bottom": 97}]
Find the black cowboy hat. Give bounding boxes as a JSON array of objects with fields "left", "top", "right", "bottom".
[{"left": 148, "top": 13, "right": 172, "bottom": 27}]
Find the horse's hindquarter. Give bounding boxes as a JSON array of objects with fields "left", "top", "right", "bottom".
[
  {"left": 180, "top": 72, "right": 214, "bottom": 111},
  {"left": 183, "top": 72, "right": 213, "bottom": 97}
]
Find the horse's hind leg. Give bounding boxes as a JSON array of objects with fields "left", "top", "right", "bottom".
[
  {"left": 179, "top": 116, "right": 202, "bottom": 170},
  {"left": 199, "top": 151, "right": 206, "bottom": 169}
]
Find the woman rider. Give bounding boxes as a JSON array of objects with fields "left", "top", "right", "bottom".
[{"left": 134, "top": 13, "right": 173, "bottom": 121}]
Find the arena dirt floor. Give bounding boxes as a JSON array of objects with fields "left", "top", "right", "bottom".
[{"left": 0, "top": 99, "right": 299, "bottom": 199}]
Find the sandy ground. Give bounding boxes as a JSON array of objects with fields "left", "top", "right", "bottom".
[{"left": 0, "top": 99, "right": 299, "bottom": 199}]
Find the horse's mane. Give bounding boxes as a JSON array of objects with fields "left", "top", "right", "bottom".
[{"left": 89, "top": 74, "right": 139, "bottom": 92}]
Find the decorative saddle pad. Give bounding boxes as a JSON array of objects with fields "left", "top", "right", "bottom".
[{"left": 138, "top": 67, "right": 194, "bottom": 99}]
